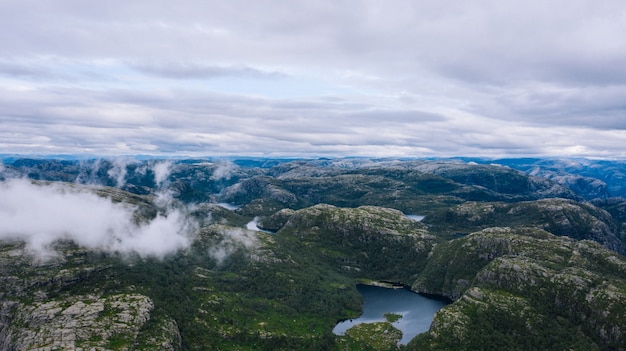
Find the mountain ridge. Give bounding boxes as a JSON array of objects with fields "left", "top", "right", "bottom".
[{"left": 1, "top": 157, "right": 625, "bottom": 350}]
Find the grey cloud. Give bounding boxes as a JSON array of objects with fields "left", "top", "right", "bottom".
[
  {"left": 2, "top": 1, "right": 625, "bottom": 84},
  {"left": 347, "top": 110, "right": 447, "bottom": 123},
  {"left": 0, "top": 61, "right": 54, "bottom": 79},
  {"left": 1, "top": 82, "right": 624, "bottom": 158},
  {"left": 132, "top": 61, "right": 287, "bottom": 80},
  {"left": 1, "top": 0, "right": 626, "bottom": 158},
  {"left": 481, "top": 83, "right": 626, "bottom": 130},
  {"left": 0, "top": 59, "right": 116, "bottom": 83},
  {"left": 408, "top": 1, "right": 626, "bottom": 87}
]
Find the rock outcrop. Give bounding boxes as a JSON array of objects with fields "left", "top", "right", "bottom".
[
  {"left": 272, "top": 204, "right": 435, "bottom": 283},
  {"left": 0, "top": 241, "right": 182, "bottom": 351},
  {"left": 411, "top": 227, "right": 626, "bottom": 350},
  {"left": 5, "top": 293, "right": 154, "bottom": 350},
  {"left": 425, "top": 198, "right": 625, "bottom": 254}
]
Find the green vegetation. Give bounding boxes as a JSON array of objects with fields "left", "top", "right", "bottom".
[
  {"left": 2, "top": 158, "right": 626, "bottom": 350},
  {"left": 410, "top": 227, "right": 626, "bottom": 351},
  {"left": 340, "top": 322, "right": 402, "bottom": 350},
  {"left": 384, "top": 313, "right": 402, "bottom": 323},
  {"left": 106, "top": 334, "right": 131, "bottom": 349}
]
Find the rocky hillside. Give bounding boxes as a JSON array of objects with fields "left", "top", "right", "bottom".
[
  {"left": 468, "top": 158, "right": 626, "bottom": 199},
  {"left": 424, "top": 198, "right": 625, "bottom": 254},
  {"left": 262, "top": 204, "right": 435, "bottom": 284},
  {"left": 1, "top": 157, "right": 626, "bottom": 350},
  {"left": 410, "top": 227, "right": 626, "bottom": 351},
  {"left": 0, "top": 241, "right": 182, "bottom": 350}
]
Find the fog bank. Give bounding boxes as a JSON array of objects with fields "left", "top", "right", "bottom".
[{"left": 0, "top": 179, "right": 194, "bottom": 258}]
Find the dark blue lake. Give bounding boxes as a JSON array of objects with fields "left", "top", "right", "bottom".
[{"left": 333, "top": 284, "right": 448, "bottom": 345}]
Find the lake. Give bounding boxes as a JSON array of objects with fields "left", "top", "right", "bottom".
[{"left": 333, "top": 284, "right": 448, "bottom": 345}]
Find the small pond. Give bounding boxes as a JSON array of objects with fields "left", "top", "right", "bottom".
[{"left": 333, "top": 284, "right": 448, "bottom": 345}]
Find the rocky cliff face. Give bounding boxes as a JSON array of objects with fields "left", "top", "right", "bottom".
[
  {"left": 4, "top": 293, "right": 157, "bottom": 350},
  {"left": 0, "top": 241, "right": 182, "bottom": 351},
  {"left": 410, "top": 227, "right": 626, "bottom": 350}
]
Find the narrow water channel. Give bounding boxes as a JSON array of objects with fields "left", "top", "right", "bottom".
[{"left": 333, "top": 284, "right": 448, "bottom": 345}]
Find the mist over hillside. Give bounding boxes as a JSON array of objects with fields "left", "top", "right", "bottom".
[{"left": 2, "top": 156, "right": 625, "bottom": 256}]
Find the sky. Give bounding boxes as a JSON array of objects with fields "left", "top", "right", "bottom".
[{"left": 1, "top": 0, "right": 626, "bottom": 158}]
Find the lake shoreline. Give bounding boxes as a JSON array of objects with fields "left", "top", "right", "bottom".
[{"left": 333, "top": 282, "right": 449, "bottom": 345}]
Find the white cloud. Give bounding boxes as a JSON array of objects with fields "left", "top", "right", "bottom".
[
  {"left": 211, "top": 161, "right": 237, "bottom": 181},
  {"left": 0, "top": 179, "right": 193, "bottom": 258},
  {"left": 152, "top": 160, "right": 173, "bottom": 187},
  {"left": 206, "top": 227, "right": 259, "bottom": 266},
  {"left": 107, "top": 157, "right": 135, "bottom": 187},
  {"left": 0, "top": 0, "right": 625, "bottom": 158}
]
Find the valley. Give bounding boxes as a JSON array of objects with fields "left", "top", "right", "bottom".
[{"left": 1, "top": 157, "right": 625, "bottom": 350}]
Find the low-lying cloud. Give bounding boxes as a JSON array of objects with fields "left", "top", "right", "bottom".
[
  {"left": 0, "top": 159, "right": 266, "bottom": 263},
  {"left": 211, "top": 160, "right": 237, "bottom": 181},
  {"left": 0, "top": 179, "right": 194, "bottom": 258},
  {"left": 152, "top": 160, "right": 173, "bottom": 187},
  {"left": 207, "top": 227, "right": 259, "bottom": 266}
]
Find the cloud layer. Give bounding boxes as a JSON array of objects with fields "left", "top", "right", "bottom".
[
  {"left": 0, "top": 179, "right": 192, "bottom": 257},
  {"left": 0, "top": 160, "right": 264, "bottom": 261},
  {"left": 1, "top": 0, "right": 626, "bottom": 158}
]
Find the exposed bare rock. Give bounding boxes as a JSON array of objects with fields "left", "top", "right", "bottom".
[
  {"left": 411, "top": 227, "right": 626, "bottom": 350},
  {"left": 4, "top": 294, "right": 156, "bottom": 350},
  {"left": 425, "top": 198, "right": 625, "bottom": 254},
  {"left": 275, "top": 204, "right": 434, "bottom": 284}
]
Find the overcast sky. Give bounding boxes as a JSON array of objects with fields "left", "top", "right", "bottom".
[{"left": 1, "top": 0, "right": 625, "bottom": 158}]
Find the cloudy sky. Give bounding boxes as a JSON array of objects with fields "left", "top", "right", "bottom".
[{"left": 1, "top": 0, "right": 625, "bottom": 158}]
